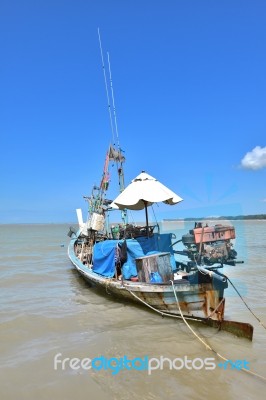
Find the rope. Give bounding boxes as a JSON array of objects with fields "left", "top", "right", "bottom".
[
  {"left": 125, "top": 287, "right": 205, "bottom": 323},
  {"left": 195, "top": 265, "right": 266, "bottom": 330},
  {"left": 194, "top": 266, "right": 266, "bottom": 330},
  {"left": 124, "top": 283, "right": 266, "bottom": 381},
  {"left": 169, "top": 280, "right": 214, "bottom": 351},
  {"left": 169, "top": 280, "right": 266, "bottom": 382},
  {"left": 222, "top": 273, "right": 266, "bottom": 330},
  {"left": 206, "top": 297, "right": 225, "bottom": 319}
]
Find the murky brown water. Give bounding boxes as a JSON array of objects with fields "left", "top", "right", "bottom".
[{"left": 0, "top": 222, "right": 266, "bottom": 399}]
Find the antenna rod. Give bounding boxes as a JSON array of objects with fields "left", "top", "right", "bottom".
[
  {"left": 107, "top": 52, "right": 120, "bottom": 149},
  {"left": 97, "top": 29, "right": 127, "bottom": 224},
  {"left": 97, "top": 28, "right": 115, "bottom": 144}
]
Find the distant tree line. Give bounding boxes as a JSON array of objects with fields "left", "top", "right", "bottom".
[
  {"left": 185, "top": 214, "right": 266, "bottom": 220},
  {"left": 163, "top": 215, "right": 266, "bottom": 221}
]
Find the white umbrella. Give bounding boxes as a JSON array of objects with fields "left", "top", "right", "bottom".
[{"left": 111, "top": 171, "right": 183, "bottom": 234}]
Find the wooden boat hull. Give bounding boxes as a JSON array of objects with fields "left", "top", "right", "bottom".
[
  {"left": 68, "top": 236, "right": 253, "bottom": 340},
  {"left": 68, "top": 236, "right": 225, "bottom": 321}
]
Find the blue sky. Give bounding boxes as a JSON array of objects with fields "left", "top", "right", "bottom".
[{"left": 0, "top": 0, "right": 265, "bottom": 223}]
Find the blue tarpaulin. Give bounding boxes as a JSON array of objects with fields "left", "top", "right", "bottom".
[
  {"left": 92, "top": 240, "right": 117, "bottom": 278},
  {"left": 92, "top": 233, "right": 176, "bottom": 278}
]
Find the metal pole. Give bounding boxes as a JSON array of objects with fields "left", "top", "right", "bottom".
[{"left": 144, "top": 201, "right": 149, "bottom": 237}]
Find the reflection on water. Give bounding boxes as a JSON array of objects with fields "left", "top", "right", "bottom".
[{"left": 0, "top": 222, "right": 266, "bottom": 399}]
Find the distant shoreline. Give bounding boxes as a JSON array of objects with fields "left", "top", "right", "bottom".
[
  {"left": 162, "top": 214, "right": 266, "bottom": 221},
  {"left": 1, "top": 214, "right": 266, "bottom": 225}
]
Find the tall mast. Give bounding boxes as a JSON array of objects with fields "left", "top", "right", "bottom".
[
  {"left": 97, "top": 29, "right": 127, "bottom": 225},
  {"left": 107, "top": 52, "right": 120, "bottom": 150},
  {"left": 98, "top": 28, "right": 115, "bottom": 144}
]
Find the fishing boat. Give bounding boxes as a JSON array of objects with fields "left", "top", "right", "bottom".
[
  {"left": 68, "top": 33, "right": 254, "bottom": 340},
  {"left": 67, "top": 149, "right": 254, "bottom": 340}
]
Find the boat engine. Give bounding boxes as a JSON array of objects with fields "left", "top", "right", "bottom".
[{"left": 177, "top": 222, "right": 238, "bottom": 269}]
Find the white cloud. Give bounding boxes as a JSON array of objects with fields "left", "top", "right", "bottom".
[{"left": 240, "top": 146, "right": 266, "bottom": 170}]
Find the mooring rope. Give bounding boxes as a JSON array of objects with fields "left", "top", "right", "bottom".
[
  {"left": 125, "top": 287, "right": 202, "bottom": 322},
  {"left": 124, "top": 284, "right": 266, "bottom": 382},
  {"left": 220, "top": 273, "right": 266, "bottom": 330},
  {"left": 169, "top": 280, "right": 266, "bottom": 382},
  {"left": 206, "top": 297, "right": 225, "bottom": 319}
]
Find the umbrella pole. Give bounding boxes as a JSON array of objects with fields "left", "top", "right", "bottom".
[{"left": 144, "top": 201, "right": 149, "bottom": 237}]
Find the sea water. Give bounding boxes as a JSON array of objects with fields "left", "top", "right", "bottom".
[{"left": 0, "top": 221, "right": 266, "bottom": 399}]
